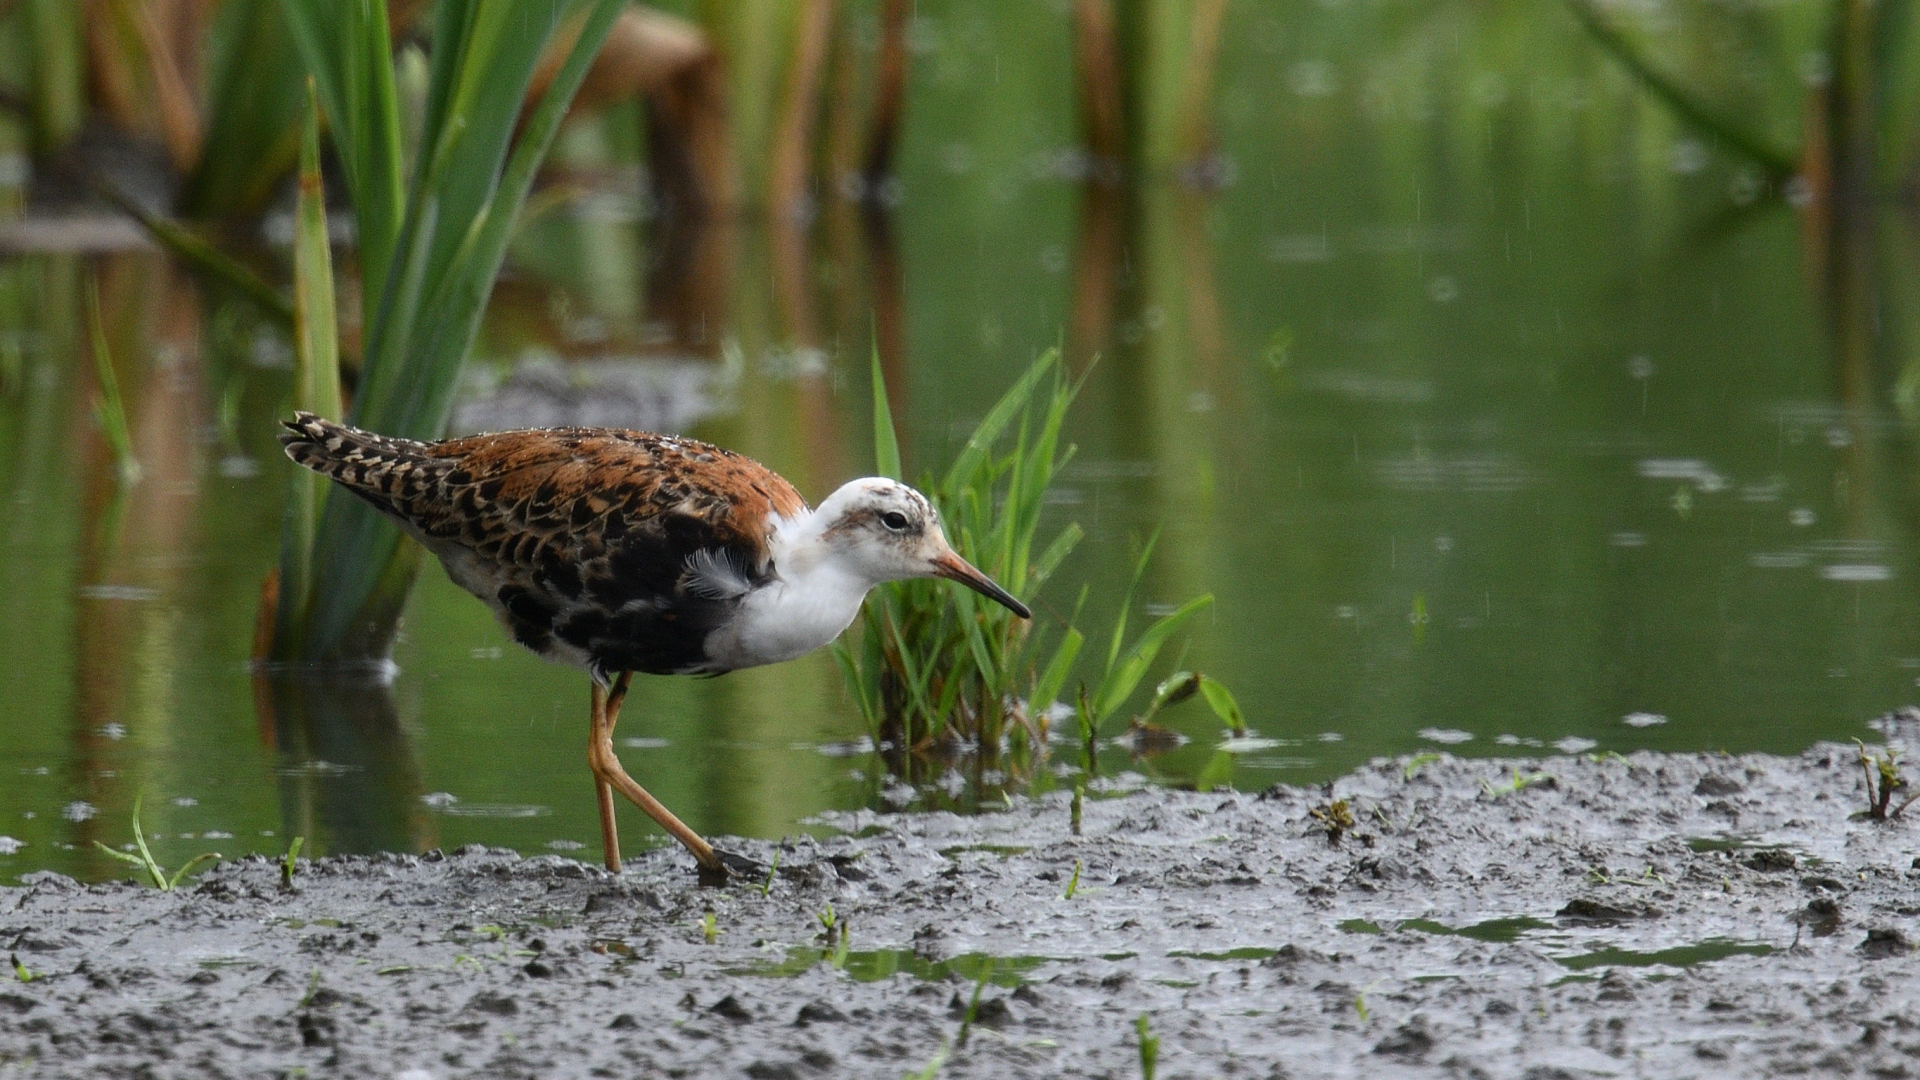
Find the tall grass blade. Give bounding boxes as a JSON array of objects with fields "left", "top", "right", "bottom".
[
  {"left": 1031, "top": 625, "right": 1084, "bottom": 720},
  {"left": 1090, "top": 594, "right": 1213, "bottom": 723},
  {"left": 941, "top": 349, "right": 1057, "bottom": 493},
  {"left": 282, "top": 0, "right": 406, "bottom": 304},
  {"left": 24, "top": 0, "right": 85, "bottom": 158},
  {"left": 186, "top": 0, "right": 307, "bottom": 217},
  {"left": 93, "top": 181, "right": 295, "bottom": 327},
  {"left": 1566, "top": 0, "right": 1797, "bottom": 179},
  {"left": 1106, "top": 531, "right": 1160, "bottom": 674},
  {"left": 275, "top": 82, "right": 343, "bottom": 655},
  {"left": 870, "top": 338, "right": 902, "bottom": 480}
]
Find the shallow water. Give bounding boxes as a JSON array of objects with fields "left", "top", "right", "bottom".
[{"left": 3, "top": 2, "right": 1917, "bottom": 877}]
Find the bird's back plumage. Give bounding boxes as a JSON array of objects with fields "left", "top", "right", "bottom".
[{"left": 279, "top": 412, "right": 809, "bottom": 678}]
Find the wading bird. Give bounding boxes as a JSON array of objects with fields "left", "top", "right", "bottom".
[{"left": 280, "top": 413, "right": 1029, "bottom": 881}]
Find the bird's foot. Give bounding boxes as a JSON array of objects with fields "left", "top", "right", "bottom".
[{"left": 695, "top": 848, "right": 768, "bottom": 888}]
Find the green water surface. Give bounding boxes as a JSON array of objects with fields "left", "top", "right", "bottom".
[{"left": 1, "top": 2, "right": 1914, "bottom": 879}]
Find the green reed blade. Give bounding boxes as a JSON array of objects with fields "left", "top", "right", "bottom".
[
  {"left": 941, "top": 350, "right": 1056, "bottom": 493},
  {"left": 283, "top": 0, "right": 406, "bottom": 304},
  {"left": 275, "top": 80, "right": 342, "bottom": 654},
  {"left": 1030, "top": 625, "right": 1084, "bottom": 720},
  {"left": 24, "top": 0, "right": 85, "bottom": 157},
  {"left": 185, "top": 0, "right": 306, "bottom": 217},
  {"left": 1091, "top": 594, "right": 1213, "bottom": 726},
  {"left": 93, "top": 181, "right": 294, "bottom": 327},
  {"left": 1565, "top": 0, "right": 1797, "bottom": 179},
  {"left": 870, "top": 338, "right": 902, "bottom": 480},
  {"left": 1105, "top": 531, "right": 1160, "bottom": 675}
]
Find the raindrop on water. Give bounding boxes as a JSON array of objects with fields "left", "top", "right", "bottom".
[
  {"left": 1288, "top": 60, "right": 1338, "bottom": 97},
  {"left": 1668, "top": 139, "right": 1708, "bottom": 175}
]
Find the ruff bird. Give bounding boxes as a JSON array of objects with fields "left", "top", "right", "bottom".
[{"left": 279, "top": 413, "right": 1029, "bottom": 880}]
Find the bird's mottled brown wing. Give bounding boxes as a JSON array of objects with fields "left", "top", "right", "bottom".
[{"left": 279, "top": 413, "right": 808, "bottom": 675}]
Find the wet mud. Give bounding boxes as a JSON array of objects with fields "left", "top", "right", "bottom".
[{"left": 2, "top": 747, "right": 1918, "bottom": 1078}]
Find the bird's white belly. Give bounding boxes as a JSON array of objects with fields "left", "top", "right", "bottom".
[{"left": 703, "top": 574, "right": 869, "bottom": 671}]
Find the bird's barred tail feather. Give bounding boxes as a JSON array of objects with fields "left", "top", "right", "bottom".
[{"left": 278, "top": 412, "right": 448, "bottom": 520}]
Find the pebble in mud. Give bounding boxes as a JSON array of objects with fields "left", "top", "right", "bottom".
[{"left": 2, "top": 747, "right": 1920, "bottom": 1078}]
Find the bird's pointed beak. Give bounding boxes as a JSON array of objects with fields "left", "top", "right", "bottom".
[{"left": 930, "top": 550, "right": 1031, "bottom": 619}]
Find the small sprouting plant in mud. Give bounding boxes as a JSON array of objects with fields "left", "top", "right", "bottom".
[
  {"left": 905, "top": 1041, "right": 949, "bottom": 1080},
  {"left": 760, "top": 850, "right": 779, "bottom": 897},
  {"left": 815, "top": 903, "right": 845, "bottom": 947},
  {"left": 1135, "top": 1014, "right": 1160, "bottom": 1080},
  {"left": 9, "top": 953, "right": 30, "bottom": 982},
  {"left": 1853, "top": 740, "right": 1919, "bottom": 821},
  {"left": 1354, "top": 978, "right": 1382, "bottom": 1022},
  {"left": 1064, "top": 859, "right": 1084, "bottom": 900},
  {"left": 1401, "top": 752, "right": 1442, "bottom": 780},
  {"left": 1480, "top": 768, "right": 1553, "bottom": 798},
  {"left": 1070, "top": 781, "right": 1085, "bottom": 836},
  {"left": 281, "top": 836, "right": 305, "bottom": 889},
  {"left": 955, "top": 960, "right": 996, "bottom": 1047},
  {"left": 700, "top": 911, "right": 718, "bottom": 945},
  {"left": 1309, "top": 799, "right": 1355, "bottom": 845},
  {"left": 91, "top": 795, "right": 222, "bottom": 891},
  {"left": 1587, "top": 864, "right": 1665, "bottom": 887}
]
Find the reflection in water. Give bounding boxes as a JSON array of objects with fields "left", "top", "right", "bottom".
[
  {"left": 255, "top": 670, "right": 430, "bottom": 857},
  {"left": 72, "top": 255, "right": 205, "bottom": 877}
]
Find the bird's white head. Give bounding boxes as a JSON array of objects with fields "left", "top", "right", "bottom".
[{"left": 808, "top": 477, "right": 1031, "bottom": 618}]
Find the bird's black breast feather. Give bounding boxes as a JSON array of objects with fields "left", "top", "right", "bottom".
[{"left": 557, "top": 509, "right": 771, "bottom": 676}]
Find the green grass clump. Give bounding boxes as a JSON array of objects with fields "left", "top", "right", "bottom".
[
  {"left": 834, "top": 348, "right": 1238, "bottom": 776},
  {"left": 273, "top": 0, "right": 624, "bottom": 663},
  {"left": 833, "top": 347, "right": 1081, "bottom": 758}
]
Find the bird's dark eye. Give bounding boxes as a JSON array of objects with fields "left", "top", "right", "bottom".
[{"left": 881, "top": 511, "right": 910, "bottom": 531}]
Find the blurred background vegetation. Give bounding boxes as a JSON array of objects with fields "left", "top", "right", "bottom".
[{"left": 1, "top": 0, "right": 1919, "bottom": 877}]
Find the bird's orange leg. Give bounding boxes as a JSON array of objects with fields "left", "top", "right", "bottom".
[
  {"left": 590, "top": 681, "right": 622, "bottom": 872},
  {"left": 588, "top": 671, "right": 725, "bottom": 880}
]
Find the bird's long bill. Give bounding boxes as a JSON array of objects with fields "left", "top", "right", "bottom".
[{"left": 930, "top": 550, "right": 1032, "bottom": 619}]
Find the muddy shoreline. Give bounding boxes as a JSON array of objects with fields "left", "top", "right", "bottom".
[{"left": 3, "top": 747, "right": 1918, "bottom": 1078}]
